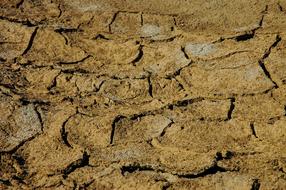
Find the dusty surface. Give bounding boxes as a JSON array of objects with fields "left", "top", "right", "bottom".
[{"left": 1, "top": 0, "right": 286, "bottom": 189}]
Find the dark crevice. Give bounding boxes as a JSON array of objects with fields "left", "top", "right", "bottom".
[
  {"left": 11, "top": 175, "right": 26, "bottom": 184},
  {"left": 250, "top": 123, "right": 258, "bottom": 138},
  {"left": 140, "top": 13, "right": 144, "bottom": 26},
  {"left": 0, "top": 57, "right": 6, "bottom": 62},
  {"left": 226, "top": 98, "right": 235, "bottom": 120},
  {"left": 258, "top": 61, "right": 278, "bottom": 88},
  {"left": 110, "top": 115, "right": 126, "bottom": 144},
  {"left": 19, "top": 98, "right": 50, "bottom": 106},
  {"left": 251, "top": 179, "right": 261, "bottom": 190},
  {"left": 214, "top": 6, "right": 267, "bottom": 44},
  {"left": 55, "top": 28, "right": 82, "bottom": 45},
  {"left": 160, "top": 120, "right": 174, "bottom": 137},
  {"left": 121, "top": 164, "right": 155, "bottom": 175},
  {"left": 57, "top": 4, "right": 63, "bottom": 18},
  {"left": 277, "top": 2, "right": 285, "bottom": 13},
  {"left": 258, "top": 15, "right": 264, "bottom": 27},
  {"left": 131, "top": 45, "right": 144, "bottom": 66},
  {"left": 1, "top": 135, "right": 37, "bottom": 154},
  {"left": 22, "top": 27, "right": 38, "bottom": 56},
  {"left": 162, "top": 183, "right": 171, "bottom": 190},
  {"left": 174, "top": 97, "right": 204, "bottom": 107},
  {"left": 108, "top": 12, "right": 119, "bottom": 33},
  {"left": 256, "top": 5, "right": 267, "bottom": 29},
  {"left": 181, "top": 46, "right": 189, "bottom": 59},
  {"left": 215, "top": 151, "right": 234, "bottom": 161},
  {"left": 129, "top": 111, "right": 155, "bottom": 121},
  {"left": 0, "top": 83, "right": 15, "bottom": 90},
  {"left": 95, "top": 80, "right": 105, "bottom": 92},
  {"left": 93, "top": 34, "right": 109, "bottom": 40},
  {"left": 174, "top": 78, "right": 185, "bottom": 91},
  {"left": 149, "top": 35, "right": 179, "bottom": 43},
  {"left": 47, "top": 71, "right": 61, "bottom": 91},
  {"left": 13, "top": 154, "right": 26, "bottom": 166},
  {"left": 178, "top": 165, "right": 227, "bottom": 179},
  {"left": 0, "top": 16, "right": 36, "bottom": 27},
  {"left": 62, "top": 151, "right": 90, "bottom": 179},
  {"left": 123, "top": 97, "right": 205, "bottom": 121},
  {"left": 173, "top": 16, "right": 177, "bottom": 27},
  {"left": 258, "top": 35, "right": 282, "bottom": 88},
  {"left": 61, "top": 68, "right": 89, "bottom": 74},
  {"left": 267, "top": 116, "right": 281, "bottom": 125},
  {"left": 59, "top": 32, "right": 68, "bottom": 45},
  {"left": 35, "top": 106, "right": 44, "bottom": 131},
  {"left": 165, "top": 61, "right": 192, "bottom": 79},
  {"left": 147, "top": 75, "right": 153, "bottom": 98},
  {"left": 60, "top": 115, "right": 74, "bottom": 148},
  {"left": 58, "top": 55, "right": 92, "bottom": 65},
  {"left": 261, "top": 35, "right": 281, "bottom": 60},
  {"left": 235, "top": 32, "right": 255, "bottom": 42},
  {"left": 0, "top": 179, "right": 12, "bottom": 186},
  {"left": 16, "top": 0, "right": 25, "bottom": 9},
  {"left": 120, "top": 162, "right": 232, "bottom": 180},
  {"left": 54, "top": 28, "right": 83, "bottom": 33}
]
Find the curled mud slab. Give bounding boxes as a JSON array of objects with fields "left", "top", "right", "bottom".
[{"left": 1, "top": 0, "right": 286, "bottom": 189}]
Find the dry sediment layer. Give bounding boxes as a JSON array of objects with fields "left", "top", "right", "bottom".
[{"left": 1, "top": 0, "right": 286, "bottom": 189}]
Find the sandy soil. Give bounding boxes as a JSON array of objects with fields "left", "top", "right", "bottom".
[{"left": 1, "top": 0, "right": 286, "bottom": 189}]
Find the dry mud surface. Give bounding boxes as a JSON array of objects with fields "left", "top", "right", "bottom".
[{"left": 1, "top": 0, "right": 286, "bottom": 189}]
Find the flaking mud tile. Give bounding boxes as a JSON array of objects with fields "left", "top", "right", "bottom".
[
  {"left": 23, "top": 28, "right": 87, "bottom": 66},
  {"left": 0, "top": 20, "right": 33, "bottom": 60},
  {"left": 151, "top": 77, "right": 186, "bottom": 104},
  {"left": 141, "top": 42, "right": 190, "bottom": 77},
  {"left": 179, "top": 64, "right": 275, "bottom": 97},
  {"left": 141, "top": 14, "right": 175, "bottom": 40},
  {"left": 65, "top": 114, "right": 111, "bottom": 148},
  {"left": 0, "top": 103, "right": 41, "bottom": 152},
  {"left": 111, "top": 12, "right": 141, "bottom": 36},
  {"left": 159, "top": 120, "right": 251, "bottom": 153},
  {"left": 98, "top": 79, "right": 151, "bottom": 103},
  {"left": 233, "top": 94, "right": 284, "bottom": 122}
]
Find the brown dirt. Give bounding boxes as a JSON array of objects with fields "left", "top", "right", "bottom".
[{"left": 1, "top": 0, "right": 286, "bottom": 189}]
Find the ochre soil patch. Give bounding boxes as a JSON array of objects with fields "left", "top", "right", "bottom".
[{"left": 1, "top": 0, "right": 286, "bottom": 189}]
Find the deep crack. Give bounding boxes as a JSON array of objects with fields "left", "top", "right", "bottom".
[
  {"left": 108, "top": 12, "right": 119, "bottom": 33},
  {"left": 62, "top": 151, "right": 90, "bottom": 179},
  {"left": 226, "top": 98, "right": 235, "bottom": 121},
  {"left": 131, "top": 44, "right": 144, "bottom": 65},
  {"left": 60, "top": 115, "right": 74, "bottom": 148},
  {"left": 22, "top": 27, "right": 38, "bottom": 56},
  {"left": 110, "top": 115, "right": 126, "bottom": 144},
  {"left": 250, "top": 122, "right": 258, "bottom": 138},
  {"left": 258, "top": 35, "right": 282, "bottom": 88},
  {"left": 251, "top": 179, "right": 261, "bottom": 190}
]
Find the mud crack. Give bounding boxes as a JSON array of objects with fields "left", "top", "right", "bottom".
[
  {"left": 258, "top": 35, "right": 282, "bottom": 88},
  {"left": 110, "top": 115, "right": 126, "bottom": 144},
  {"left": 22, "top": 27, "right": 38, "bottom": 56},
  {"left": 60, "top": 114, "right": 75, "bottom": 148},
  {"left": 226, "top": 98, "right": 235, "bottom": 121},
  {"left": 251, "top": 179, "right": 261, "bottom": 190},
  {"left": 62, "top": 151, "right": 90, "bottom": 179}
]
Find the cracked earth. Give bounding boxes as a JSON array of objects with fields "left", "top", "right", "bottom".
[{"left": 1, "top": 0, "right": 286, "bottom": 189}]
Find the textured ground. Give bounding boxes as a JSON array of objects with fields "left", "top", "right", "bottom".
[{"left": 1, "top": 0, "right": 286, "bottom": 189}]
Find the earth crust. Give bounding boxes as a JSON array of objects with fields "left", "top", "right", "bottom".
[{"left": 1, "top": 0, "right": 286, "bottom": 189}]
